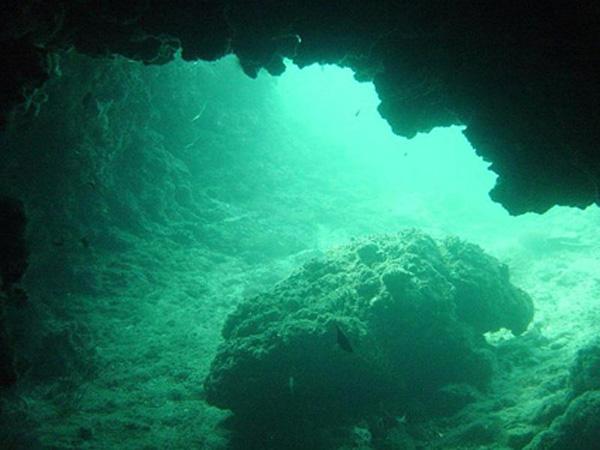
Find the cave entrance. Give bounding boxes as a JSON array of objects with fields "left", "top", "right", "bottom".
[
  {"left": 2, "top": 51, "right": 600, "bottom": 449},
  {"left": 273, "top": 60, "right": 502, "bottom": 248}
]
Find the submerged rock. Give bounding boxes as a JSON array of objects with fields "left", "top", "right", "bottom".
[
  {"left": 0, "top": 294, "right": 17, "bottom": 387},
  {"left": 523, "top": 339, "right": 600, "bottom": 450},
  {"left": 525, "top": 391, "right": 600, "bottom": 450},
  {"left": 0, "top": 196, "right": 28, "bottom": 293},
  {"left": 0, "top": 196, "right": 28, "bottom": 388},
  {"left": 570, "top": 339, "right": 600, "bottom": 395},
  {"left": 204, "top": 230, "right": 533, "bottom": 448}
]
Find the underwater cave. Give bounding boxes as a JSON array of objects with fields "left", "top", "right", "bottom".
[{"left": 1, "top": 2, "right": 600, "bottom": 449}]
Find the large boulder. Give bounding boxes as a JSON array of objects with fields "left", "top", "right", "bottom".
[{"left": 204, "top": 230, "right": 533, "bottom": 448}]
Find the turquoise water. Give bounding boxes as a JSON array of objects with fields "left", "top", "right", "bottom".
[{"left": 1, "top": 52, "right": 599, "bottom": 449}]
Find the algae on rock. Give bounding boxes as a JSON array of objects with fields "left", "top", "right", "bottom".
[{"left": 204, "top": 229, "right": 534, "bottom": 448}]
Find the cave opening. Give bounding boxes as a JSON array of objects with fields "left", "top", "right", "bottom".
[{"left": 1, "top": 50, "right": 600, "bottom": 449}]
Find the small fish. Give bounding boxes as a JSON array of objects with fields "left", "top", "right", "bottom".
[
  {"left": 288, "top": 376, "right": 295, "bottom": 396},
  {"left": 355, "top": 109, "right": 361, "bottom": 117},
  {"left": 52, "top": 238, "right": 65, "bottom": 247},
  {"left": 336, "top": 324, "right": 353, "bottom": 353}
]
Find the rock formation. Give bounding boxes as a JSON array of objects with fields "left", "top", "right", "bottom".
[
  {"left": 1, "top": 1, "right": 599, "bottom": 214},
  {"left": 204, "top": 229, "right": 533, "bottom": 448}
]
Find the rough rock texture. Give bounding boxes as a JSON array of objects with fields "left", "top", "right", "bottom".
[
  {"left": 0, "top": 196, "right": 28, "bottom": 387},
  {"left": 0, "top": 196, "right": 28, "bottom": 293},
  {"left": 204, "top": 229, "right": 533, "bottom": 448},
  {"left": 570, "top": 339, "right": 600, "bottom": 395},
  {"left": 0, "top": 293, "right": 17, "bottom": 387},
  {"left": 1, "top": 1, "right": 599, "bottom": 214},
  {"left": 525, "top": 391, "right": 600, "bottom": 450},
  {"left": 523, "top": 341, "right": 600, "bottom": 449}
]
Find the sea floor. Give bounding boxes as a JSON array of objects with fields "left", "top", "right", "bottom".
[{"left": 2, "top": 206, "right": 599, "bottom": 449}]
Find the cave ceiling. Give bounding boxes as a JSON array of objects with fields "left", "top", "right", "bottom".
[{"left": 2, "top": 1, "right": 599, "bottom": 215}]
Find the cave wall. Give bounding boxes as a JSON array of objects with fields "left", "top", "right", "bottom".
[{"left": 1, "top": 0, "right": 599, "bottom": 214}]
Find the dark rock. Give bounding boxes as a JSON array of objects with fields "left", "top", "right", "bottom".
[
  {"left": 204, "top": 230, "right": 533, "bottom": 448},
  {"left": 1, "top": 3, "right": 600, "bottom": 214},
  {"left": 525, "top": 391, "right": 600, "bottom": 450},
  {"left": 381, "top": 266, "right": 414, "bottom": 300},
  {"left": 356, "top": 242, "right": 384, "bottom": 265},
  {"left": 355, "top": 269, "right": 381, "bottom": 300},
  {"left": 0, "top": 429, "right": 43, "bottom": 450},
  {"left": 506, "top": 425, "right": 537, "bottom": 449},
  {"left": 445, "top": 419, "right": 501, "bottom": 447},
  {"left": 0, "top": 38, "right": 49, "bottom": 127},
  {"left": 443, "top": 237, "right": 533, "bottom": 335},
  {"left": 0, "top": 196, "right": 28, "bottom": 388},
  {"left": 428, "top": 383, "right": 480, "bottom": 417},
  {"left": 0, "top": 196, "right": 28, "bottom": 292},
  {"left": 531, "top": 392, "right": 570, "bottom": 426},
  {"left": 570, "top": 339, "right": 600, "bottom": 395},
  {"left": 77, "top": 426, "right": 93, "bottom": 441},
  {"left": 0, "top": 294, "right": 17, "bottom": 387}
]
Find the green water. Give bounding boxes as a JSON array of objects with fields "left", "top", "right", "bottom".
[{"left": 1, "top": 52, "right": 599, "bottom": 449}]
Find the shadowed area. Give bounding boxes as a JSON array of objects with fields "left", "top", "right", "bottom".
[{"left": 2, "top": 1, "right": 600, "bottom": 214}]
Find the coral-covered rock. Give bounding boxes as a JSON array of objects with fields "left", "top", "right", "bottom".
[
  {"left": 570, "top": 339, "right": 600, "bottom": 395},
  {"left": 525, "top": 391, "right": 600, "bottom": 450},
  {"left": 443, "top": 237, "right": 534, "bottom": 335},
  {"left": 204, "top": 230, "right": 533, "bottom": 447}
]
